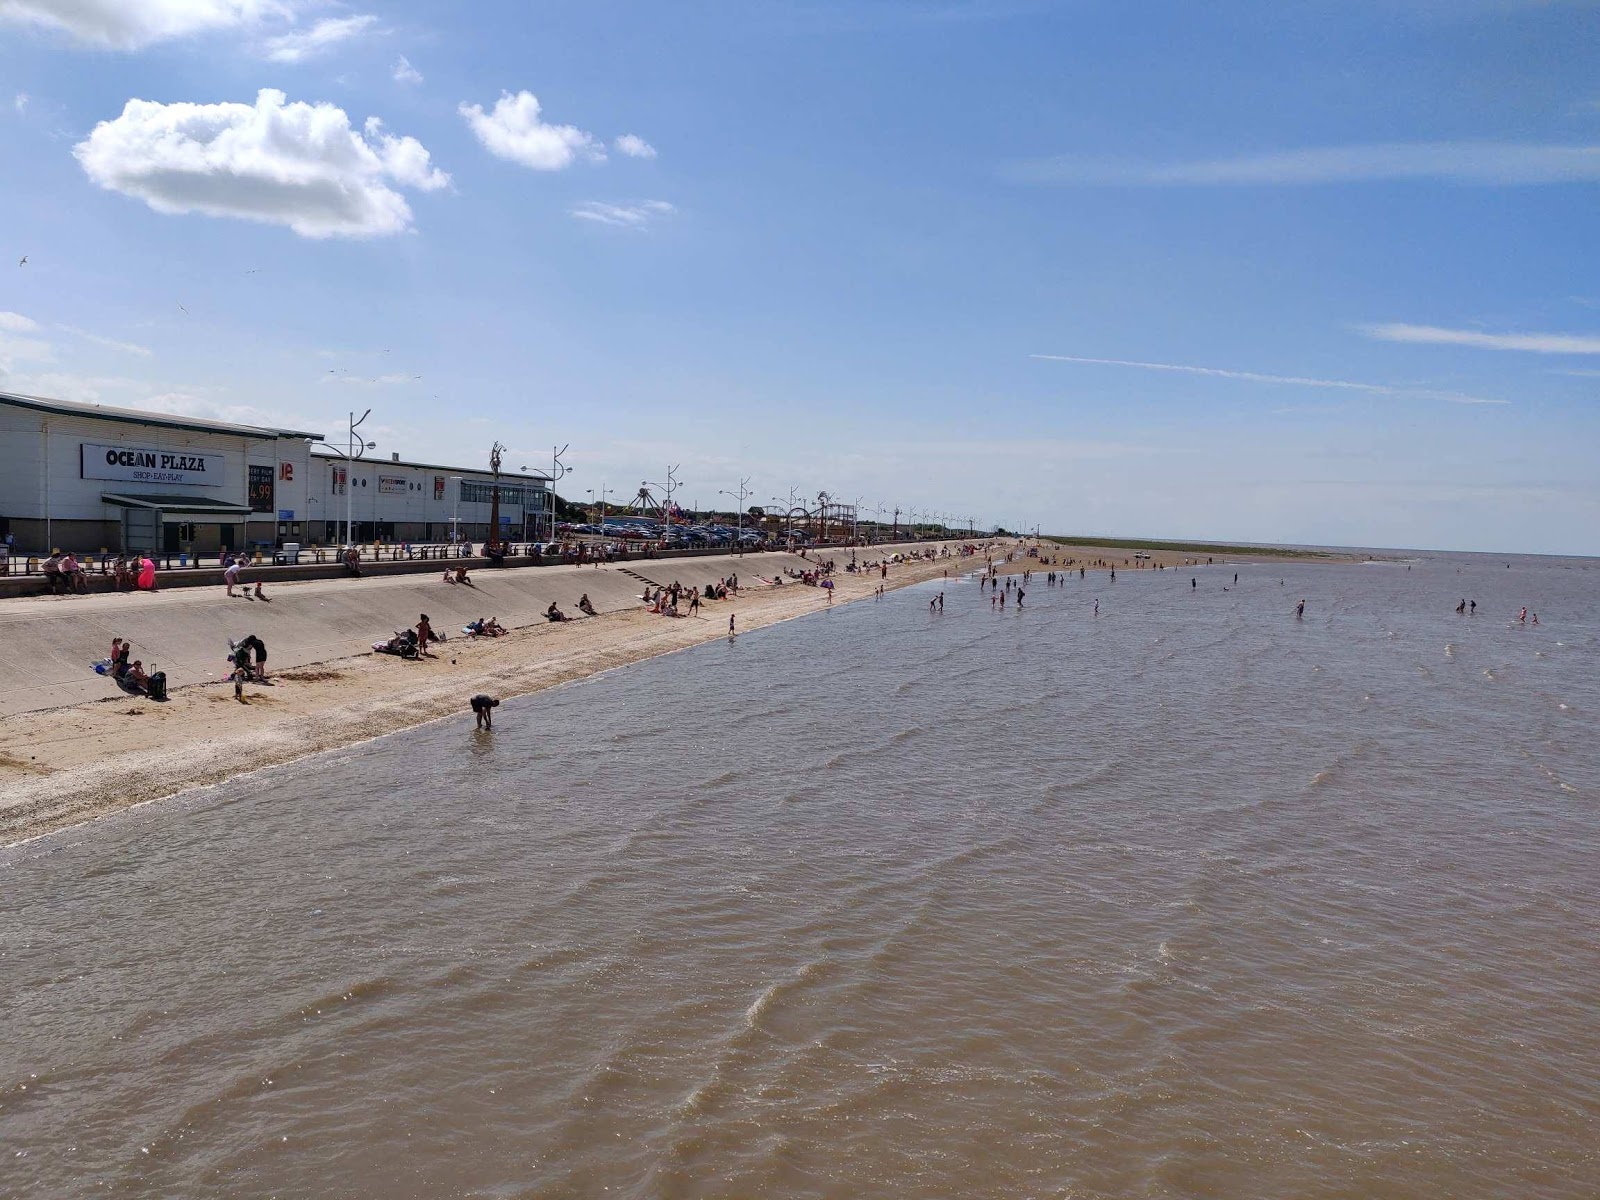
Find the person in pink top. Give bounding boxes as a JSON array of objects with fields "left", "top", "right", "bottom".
[{"left": 138, "top": 555, "right": 158, "bottom": 591}]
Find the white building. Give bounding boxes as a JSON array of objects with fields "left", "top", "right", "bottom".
[
  {"left": 306, "top": 448, "right": 548, "bottom": 545},
  {"left": 0, "top": 390, "right": 320, "bottom": 554},
  {"left": 0, "top": 391, "right": 550, "bottom": 554}
]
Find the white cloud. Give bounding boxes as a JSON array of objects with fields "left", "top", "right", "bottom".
[
  {"left": 261, "top": 13, "right": 376, "bottom": 63},
  {"left": 0, "top": 336, "right": 55, "bottom": 369},
  {"left": 393, "top": 54, "right": 422, "bottom": 85},
  {"left": 143, "top": 391, "right": 294, "bottom": 427},
  {"left": 1010, "top": 142, "right": 1600, "bottom": 187},
  {"left": 74, "top": 88, "right": 449, "bottom": 239},
  {"left": 613, "top": 133, "right": 656, "bottom": 159},
  {"left": 0, "top": 0, "right": 283, "bottom": 50},
  {"left": 1362, "top": 323, "right": 1600, "bottom": 354},
  {"left": 60, "top": 325, "right": 153, "bottom": 357},
  {"left": 1031, "top": 353, "right": 1507, "bottom": 405},
  {"left": 0, "top": 310, "right": 40, "bottom": 333},
  {"left": 459, "top": 90, "right": 603, "bottom": 170},
  {"left": 13, "top": 92, "right": 28, "bottom": 113},
  {"left": 571, "top": 199, "right": 675, "bottom": 229}
]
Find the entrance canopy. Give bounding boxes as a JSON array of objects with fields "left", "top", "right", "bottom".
[{"left": 101, "top": 492, "right": 252, "bottom": 522}]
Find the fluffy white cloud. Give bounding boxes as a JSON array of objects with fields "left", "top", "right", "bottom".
[
  {"left": 13, "top": 92, "right": 28, "bottom": 113},
  {"left": 74, "top": 89, "right": 450, "bottom": 239},
  {"left": 459, "top": 90, "right": 602, "bottom": 170},
  {"left": 393, "top": 54, "right": 422, "bottom": 85},
  {"left": 261, "top": 13, "right": 375, "bottom": 62},
  {"left": 0, "top": 311, "right": 40, "bottom": 333},
  {"left": 613, "top": 133, "right": 656, "bottom": 159},
  {"left": 0, "top": 0, "right": 282, "bottom": 50},
  {"left": 571, "top": 199, "right": 675, "bottom": 229}
]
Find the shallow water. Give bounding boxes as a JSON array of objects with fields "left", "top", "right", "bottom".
[{"left": 4, "top": 552, "right": 1599, "bottom": 1198}]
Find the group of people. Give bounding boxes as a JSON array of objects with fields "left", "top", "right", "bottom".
[
  {"left": 228, "top": 634, "right": 269, "bottom": 699},
  {"left": 96, "top": 636, "right": 166, "bottom": 699},
  {"left": 464, "top": 616, "right": 507, "bottom": 637},
  {"left": 42, "top": 550, "right": 159, "bottom": 595}
]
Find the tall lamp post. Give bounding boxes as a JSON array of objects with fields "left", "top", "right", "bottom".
[
  {"left": 449, "top": 476, "right": 462, "bottom": 547},
  {"left": 547, "top": 444, "right": 572, "bottom": 542},
  {"left": 315, "top": 408, "right": 376, "bottom": 548},
  {"left": 720, "top": 475, "right": 753, "bottom": 552}
]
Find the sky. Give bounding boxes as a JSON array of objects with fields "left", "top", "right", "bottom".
[{"left": 1, "top": 0, "right": 1597, "bottom": 555}]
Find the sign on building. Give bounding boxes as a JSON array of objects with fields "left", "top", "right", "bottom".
[
  {"left": 248, "top": 464, "right": 275, "bottom": 512},
  {"left": 81, "top": 441, "right": 221, "bottom": 487},
  {"left": 378, "top": 475, "right": 408, "bottom": 494}
]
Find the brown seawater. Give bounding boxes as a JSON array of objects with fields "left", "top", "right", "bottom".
[{"left": 3, "top": 551, "right": 1598, "bottom": 1198}]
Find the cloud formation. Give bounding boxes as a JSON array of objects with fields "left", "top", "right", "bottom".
[
  {"left": 261, "top": 13, "right": 376, "bottom": 62},
  {"left": 1011, "top": 142, "right": 1600, "bottom": 186},
  {"left": 61, "top": 325, "right": 153, "bottom": 357},
  {"left": 571, "top": 200, "right": 675, "bottom": 229},
  {"left": 614, "top": 133, "right": 656, "bottom": 159},
  {"left": 1031, "top": 354, "right": 1506, "bottom": 405},
  {"left": 393, "top": 55, "right": 422, "bottom": 85},
  {"left": 1363, "top": 323, "right": 1600, "bottom": 354},
  {"left": 74, "top": 89, "right": 449, "bottom": 238},
  {"left": 0, "top": 0, "right": 280, "bottom": 50},
  {"left": 459, "top": 91, "right": 602, "bottom": 170},
  {"left": 0, "top": 311, "right": 40, "bottom": 333}
]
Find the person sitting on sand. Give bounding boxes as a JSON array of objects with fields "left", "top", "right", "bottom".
[
  {"left": 125, "top": 659, "right": 149, "bottom": 693},
  {"left": 111, "top": 639, "right": 131, "bottom": 680},
  {"left": 578, "top": 593, "right": 597, "bottom": 617},
  {"left": 343, "top": 546, "right": 363, "bottom": 577},
  {"left": 454, "top": 565, "right": 473, "bottom": 586},
  {"left": 546, "top": 602, "right": 569, "bottom": 622},
  {"left": 465, "top": 617, "right": 485, "bottom": 635},
  {"left": 483, "top": 617, "right": 506, "bottom": 637}
]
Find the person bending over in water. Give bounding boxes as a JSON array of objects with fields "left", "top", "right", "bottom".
[{"left": 471, "top": 693, "right": 499, "bottom": 730}]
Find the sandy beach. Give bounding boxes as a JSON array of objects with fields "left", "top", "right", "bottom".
[{"left": 0, "top": 544, "right": 975, "bottom": 843}]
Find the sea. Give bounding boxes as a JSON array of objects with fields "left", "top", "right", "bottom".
[{"left": 3, "top": 549, "right": 1598, "bottom": 1199}]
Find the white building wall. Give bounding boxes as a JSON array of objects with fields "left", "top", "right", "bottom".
[{"left": 307, "top": 453, "right": 546, "bottom": 539}]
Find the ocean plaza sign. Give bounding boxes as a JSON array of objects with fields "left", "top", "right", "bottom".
[{"left": 82, "top": 441, "right": 222, "bottom": 487}]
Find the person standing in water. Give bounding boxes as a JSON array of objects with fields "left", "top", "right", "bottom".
[
  {"left": 729, "top": 613, "right": 736, "bottom": 636},
  {"left": 1093, "top": 599, "right": 1099, "bottom": 615},
  {"left": 1296, "top": 599, "right": 1306, "bottom": 619}
]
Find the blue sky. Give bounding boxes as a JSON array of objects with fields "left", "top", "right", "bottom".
[{"left": 1, "top": 0, "right": 1597, "bottom": 553}]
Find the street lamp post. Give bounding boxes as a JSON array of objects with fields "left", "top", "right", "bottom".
[
  {"left": 449, "top": 476, "right": 462, "bottom": 549},
  {"left": 720, "top": 476, "right": 753, "bottom": 553},
  {"left": 314, "top": 409, "right": 376, "bottom": 549},
  {"left": 547, "top": 444, "right": 572, "bottom": 543}
]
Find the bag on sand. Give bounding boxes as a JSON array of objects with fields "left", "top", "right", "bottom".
[{"left": 147, "top": 671, "right": 168, "bottom": 702}]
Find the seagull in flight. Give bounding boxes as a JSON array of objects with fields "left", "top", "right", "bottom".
[
  {"left": 17, "top": 256, "right": 26, "bottom": 266},
  {"left": 178, "top": 302, "right": 189, "bottom": 315}
]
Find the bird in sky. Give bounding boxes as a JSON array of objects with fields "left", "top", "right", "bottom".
[
  {"left": 17, "top": 256, "right": 26, "bottom": 266},
  {"left": 177, "top": 302, "right": 189, "bottom": 315}
]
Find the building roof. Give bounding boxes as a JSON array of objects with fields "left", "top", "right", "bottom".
[
  {"left": 101, "top": 492, "right": 254, "bottom": 516},
  {"left": 0, "top": 390, "right": 322, "bottom": 441},
  {"left": 310, "top": 445, "right": 549, "bottom": 482}
]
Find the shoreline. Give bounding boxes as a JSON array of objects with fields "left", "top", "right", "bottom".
[
  {"left": 0, "top": 537, "right": 1350, "bottom": 846},
  {"left": 0, "top": 548, "right": 971, "bottom": 846}
]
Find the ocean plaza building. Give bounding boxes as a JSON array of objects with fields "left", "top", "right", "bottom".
[{"left": 0, "top": 391, "right": 548, "bottom": 555}]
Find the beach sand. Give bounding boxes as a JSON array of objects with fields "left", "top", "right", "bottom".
[{"left": 0, "top": 547, "right": 971, "bottom": 844}]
